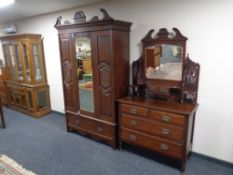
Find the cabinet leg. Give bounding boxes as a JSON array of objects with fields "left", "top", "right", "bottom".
[
  {"left": 0, "top": 108, "right": 5, "bottom": 128},
  {"left": 188, "top": 152, "right": 192, "bottom": 160},
  {"left": 111, "top": 141, "right": 117, "bottom": 150},
  {"left": 119, "top": 141, "right": 123, "bottom": 150},
  {"left": 181, "top": 161, "right": 186, "bottom": 174},
  {"left": 67, "top": 127, "right": 72, "bottom": 132}
]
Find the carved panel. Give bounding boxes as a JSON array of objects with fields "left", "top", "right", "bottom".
[
  {"left": 95, "top": 31, "right": 113, "bottom": 117},
  {"left": 182, "top": 57, "right": 200, "bottom": 104},
  {"left": 60, "top": 38, "right": 78, "bottom": 112},
  {"left": 99, "top": 62, "right": 112, "bottom": 96},
  {"left": 63, "top": 61, "right": 72, "bottom": 89}
]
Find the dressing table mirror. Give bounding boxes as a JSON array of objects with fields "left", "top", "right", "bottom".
[
  {"left": 118, "top": 28, "right": 200, "bottom": 173},
  {"left": 132, "top": 28, "right": 199, "bottom": 103}
]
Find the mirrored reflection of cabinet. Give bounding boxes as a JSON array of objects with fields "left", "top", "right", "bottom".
[
  {"left": 0, "top": 34, "right": 51, "bottom": 117},
  {"left": 55, "top": 9, "right": 132, "bottom": 147}
]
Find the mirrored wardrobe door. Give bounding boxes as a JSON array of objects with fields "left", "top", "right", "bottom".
[{"left": 75, "top": 36, "right": 94, "bottom": 113}]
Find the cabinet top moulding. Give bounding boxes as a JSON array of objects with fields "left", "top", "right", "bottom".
[
  {"left": 0, "top": 33, "right": 42, "bottom": 40},
  {"left": 54, "top": 8, "right": 132, "bottom": 32}
]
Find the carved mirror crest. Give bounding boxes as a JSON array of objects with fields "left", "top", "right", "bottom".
[
  {"left": 143, "top": 28, "right": 187, "bottom": 84},
  {"left": 133, "top": 28, "right": 200, "bottom": 104}
]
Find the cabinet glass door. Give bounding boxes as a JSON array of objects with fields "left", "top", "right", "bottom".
[
  {"left": 14, "top": 44, "right": 24, "bottom": 81},
  {"left": 76, "top": 37, "right": 94, "bottom": 113},
  {"left": 22, "top": 43, "right": 31, "bottom": 82},
  {"left": 32, "top": 44, "right": 42, "bottom": 81},
  {"left": 8, "top": 45, "right": 17, "bottom": 80},
  {"left": 3, "top": 45, "right": 12, "bottom": 80},
  {"left": 37, "top": 89, "right": 48, "bottom": 110}
]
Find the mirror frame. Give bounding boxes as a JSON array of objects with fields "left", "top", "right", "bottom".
[{"left": 142, "top": 28, "right": 187, "bottom": 91}]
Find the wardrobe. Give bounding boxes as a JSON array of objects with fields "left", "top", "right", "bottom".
[{"left": 55, "top": 9, "right": 132, "bottom": 147}]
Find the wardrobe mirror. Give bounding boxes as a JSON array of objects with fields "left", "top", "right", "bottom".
[
  {"left": 76, "top": 37, "right": 94, "bottom": 112},
  {"left": 145, "top": 44, "right": 183, "bottom": 81}
]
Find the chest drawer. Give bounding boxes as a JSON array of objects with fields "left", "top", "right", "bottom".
[
  {"left": 149, "top": 110, "right": 186, "bottom": 127},
  {"left": 121, "top": 114, "right": 184, "bottom": 143},
  {"left": 67, "top": 114, "right": 114, "bottom": 139},
  {"left": 121, "top": 128, "right": 183, "bottom": 159},
  {"left": 120, "top": 104, "right": 148, "bottom": 118}
]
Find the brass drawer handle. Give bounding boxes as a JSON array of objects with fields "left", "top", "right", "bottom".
[
  {"left": 97, "top": 127, "right": 104, "bottom": 133},
  {"left": 160, "top": 144, "right": 169, "bottom": 151},
  {"left": 129, "top": 120, "right": 138, "bottom": 126},
  {"left": 161, "top": 115, "right": 171, "bottom": 123},
  {"left": 129, "top": 134, "right": 137, "bottom": 141},
  {"left": 129, "top": 107, "right": 137, "bottom": 114},
  {"left": 161, "top": 128, "right": 170, "bottom": 135}
]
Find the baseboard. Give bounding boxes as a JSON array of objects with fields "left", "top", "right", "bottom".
[
  {"left": 192, "top": 152, "right": 233, "bottom": 169},
  {"left": 51, "top": 110, "right": 65, "bottom": 116}
]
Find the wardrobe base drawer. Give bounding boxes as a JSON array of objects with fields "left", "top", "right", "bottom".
[
  {"left": 120, "top": 127, "right": 184, "bottom": 159},
  {"left": 67, "top": 114, "right": 115, "bottom": 142}
]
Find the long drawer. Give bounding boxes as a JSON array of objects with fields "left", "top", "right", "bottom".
[
  {"left": 121, "top": 127, "right": 184, "bottom": 159},
  {"left": 149, "top": 110, "right": 186, "bottom": 127},
  {"left": 67, "top": 114, "right": 114, "bottom": 140},
  {"left": 121, "top": 113, "right": 184, "bottom": 143}
]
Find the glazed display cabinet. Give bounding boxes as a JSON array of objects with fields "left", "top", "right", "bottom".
[{"left": 0, "top": 34, "right": 51, "bottom": 117}]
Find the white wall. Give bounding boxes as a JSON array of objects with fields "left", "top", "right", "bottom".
[{"left": 0, "top": 0, "right": 233, "bottom": 164}]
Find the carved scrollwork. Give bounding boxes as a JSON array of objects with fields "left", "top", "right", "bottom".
[
  {"left": 89, "top": 16, "right": 99, "bottom": 22},
  {"left": 142, "top": 28, "right": 187, "bottom": 42},
  {"left": 74, "top": 11, "right": 86, "bottom": 23},
  {"left": 157, "top": 28, "right": 170, "bottom": 39},
  {"left": 63, "top": 61, "right": 73, "bottom": 89},
  {"left": 172, "top": 28, "right": 187, "bottom": 40},
  {"left": 142, "top": 29, "right": 155, "bottom": 41},
  {"left": 56, "top": 8, "right": 116, "bottom": 27},
  {"left": 100, "top": 8, "right": 114, "bottom": 20},
  {"left": 54, "top": 16, "right": 62, "bottom": 27},
  {"left": 182, "top": 57, "right": 200, "bottom": 104},
  {"left": 99, "top": 62, "right": 112, "bottom": 96}
]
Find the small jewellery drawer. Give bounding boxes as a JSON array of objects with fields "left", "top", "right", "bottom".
[
  {"left": 67, "top": 114, "right": 114, "bottom": 139},
  {"left": 121, "top": 128, "right": 183, "bottom": 159},
  {"left": 121, "top": 114, "right": 184, "bottom": 143},
  {"left": 120, "top": 104, "right": 148, "bottom": 118},
  {"left": 149, "top": 110, "right": 186, "bottom": 127}
]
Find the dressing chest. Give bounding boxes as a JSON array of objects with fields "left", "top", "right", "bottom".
[{"left": 118, "top": 28, "right": 200, "bottom": 173}]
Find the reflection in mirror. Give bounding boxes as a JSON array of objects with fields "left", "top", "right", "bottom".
[
  {"left": 76, "top": 37, "right": 94, "bottom": 112},
  {"left": 145, "top": 44, "right": 183, "bottom": 81}
]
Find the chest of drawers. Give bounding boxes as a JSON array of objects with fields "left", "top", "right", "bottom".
[{"left": 118, "top": 97, "right": 198, "bottom": 172}]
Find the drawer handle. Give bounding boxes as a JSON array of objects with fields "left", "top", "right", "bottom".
[
  {"left": 160, "top": 144, "right": 169, "bottom": 151},
  {"left": 161, "top": 128, "right": 170, "bottom": 135},
  {"left": 129, "top": 134, "right": 137, "bottom": 141},
  {"left": 161, "top": 115, "right": 171, "bottom": 123},
  {"left": 97, "top": 127, "right": 104, "bottom": 133},
  {"left": 129, "top": 107, "right": 137, "bottom": 114},
  {"left": 129, "top": 120, "right": 138, "bottom": 126}
]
